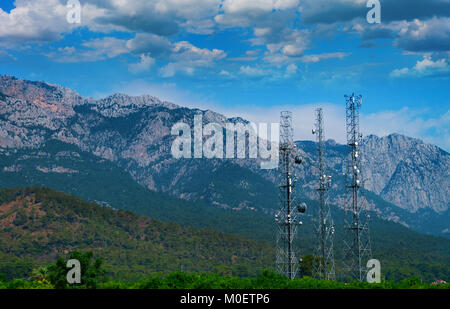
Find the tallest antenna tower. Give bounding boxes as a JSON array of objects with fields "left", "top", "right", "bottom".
[{"left": 343, "top": 93, "right": 372, "bottom": 281}]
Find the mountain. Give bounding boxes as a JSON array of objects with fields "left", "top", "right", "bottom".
[
  {"left": 291, "top": 139, "right": 450, "bottom": 236},
  {"left": 0, "top": 138, "right": 281, "bottom": 240},
  {"left": 362, "top": 134, "right": 448, "bottom": 213},
  {"left": 0, "top": 75, "right": 447, "bottom": 237},
  {"left": 0, "top": 187, "right": 274, "bottom": 281}
]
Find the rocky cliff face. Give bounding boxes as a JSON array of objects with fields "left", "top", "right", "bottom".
[
  {"left": 0, "top": 75, "right": 448, "bottom": 224},
  {"left": 361, "top": 134, "right": 449, "bottom": 213}
]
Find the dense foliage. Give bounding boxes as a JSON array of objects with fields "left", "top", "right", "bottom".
[
  {"left": 1, "top": 268, "right": 448, "bottom": 289},
  {"left": 47, "top": 251, "right": 106, "bottom": 289}
]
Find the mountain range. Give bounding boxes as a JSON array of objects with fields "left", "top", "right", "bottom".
[{"left": 0, "top": 74, "right": 448, "bottom": 237}]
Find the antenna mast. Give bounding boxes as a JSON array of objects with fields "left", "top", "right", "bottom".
[
  {"left": 343, "top": 94, "right": 372, "bottom": 281},
  {"left": 312, "top": 108, "right": 336, "bottom": 281},
  {"left": 275, "top": 111, "right": 306, "bottom": 279}
]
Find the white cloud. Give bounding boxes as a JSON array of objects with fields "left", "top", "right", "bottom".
[
  {"left": 394, "top": 17, "right": 450, "bottom": 52},
  {"left": 239, "top": 65, "right": 266, "bottom": 76},
  {"left": 300, "top": 52, "right": 350, "bottom": 63},
  {"left": 181, "top": 18, "right": 216, "bottom": 34},
  {"left": 0, "top": 0, "right": 74, "bottom": 46},
  {"left": 45, "top": 34, "right": 226, "bottom": 77},
  {"left": 221, "top": 0, "right": 299, "bottom": 14},
  {"left": 220, "top": 70, "right": 232, "bottom": 76},
  {"left": 285, "top": 63, "right": 298, "bottom": 75},
  {"left": 160, "top": 63, "right": 194, "bottom": 78},
  {"left": 414, "top": 56, "right": 448, "bottom": 72},
  {"left": 46, "top": 37, "right": 129, "bottom": 62},
  {"left": 159, "top": 41, "right": 226, "bottom": 77},
  {"left": 390, "top": 56, "right": 449, "bottom": 77},
  {"left": 281, "top": 44, "right": 305, "bottom": 57},
  {"left": 171, "top": 41, "right": 226, "bottom": 62},
  {"left": 128, "top": 54, "right": 155, "bottom": 73},
  {"left": 299, "top": 0, "right": 450, "bottom": 25},
  {"left": 126, "top": 33, "right": 172, "bottom": 56},
  {"left": 88, "top": 0, "right": 222, "bottom": 35},
  {"left": 0, "top": 0, "right": 222, "bottom": 47}
]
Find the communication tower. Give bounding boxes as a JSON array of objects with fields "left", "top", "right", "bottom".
[
  {"left": 275, "top": 111, "right": 306, "bottom": 279},
  {"left": 342, "top": 94, "right": 372, "bottom": 281},
  {"left": 312, "top": 108, "right": 336, "bottom": 281}
]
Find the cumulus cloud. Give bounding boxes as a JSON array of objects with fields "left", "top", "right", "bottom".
[
  {"left": 299, "top": 0, "right": 450, "bottom": 25},
  {"left": 89, "top": 0, "right": 222, "bottom": 35},
  {"left": 215, "top": 0, "right": 299, "bottom": 27},
  {"left": 394, "top": 17, "right": 450, "bottom": 52},
  {"left": 46, "top": 37, "right": 129, "bottom": 62},
  {"left": 0, "top": 0, "right": 73, "bottom": 46},
  {"left": 350, "top": 17, "right": 450, "bottom": 58},
  {"left": 390, "top": 56, "right": 450, "bottom": 78},
  {"left": 298, "top": 1, "right": 450, "bottom": 58},
  {"left": 239, "top": 65, "right": 266, "bottom": 76},
  {"left": 0, "top": 0, "right": 222, "bottom": 46},
  {"left": 125, "top": 33, "right": 172, "bottom": 57},
  {"left": 159, "top": 41, "right": 226, "bottom": 77},
  {"left": 215, "top": 0, "right": 308, "bottom": 63},
  {"left": 171, "top": 41, "right": 226, "bottom": 62},
  {"left": 285, "top": 63, "right": 298, "bottom": 75},
  {"left": 2, "top": 0, "right": 449, "bottom": 81},
  {"left": 128, "top": 54, "right": 155, "bottom": 73}
]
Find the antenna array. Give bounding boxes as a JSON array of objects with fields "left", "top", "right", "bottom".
[
  {"left": 342, "top": 94, "right": 372, "bottom": 281},
  {"left": 312, "top": 108, "right": 336, "bottom": 281},
  {"left": 275, "top": 111, "right": 306, "bottom": 279}
]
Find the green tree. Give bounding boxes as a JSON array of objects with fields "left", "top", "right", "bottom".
[
  {"left": 13, "top": 208, "right": 27, "bottom": 226},
  {"left": 300, "top": 254, "right": 318, "bottom": 277},
  {"left": 47, "top": 251, "right": 106, "bottom": 289},
  {"left": 29, "top": 265, "right": 50, "bottom": 284}
]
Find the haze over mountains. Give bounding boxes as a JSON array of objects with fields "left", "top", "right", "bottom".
[{"left": 0, "top": 75, "right": 448, "bottom": 237}]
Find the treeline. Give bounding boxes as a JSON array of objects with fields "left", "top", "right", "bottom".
[{"left": 0, "top": 251, "right": 448, "bottom": 289}]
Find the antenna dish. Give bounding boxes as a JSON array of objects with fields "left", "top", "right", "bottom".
[{"left": 297, "top": 202, "right": 307, "bottom": 213}]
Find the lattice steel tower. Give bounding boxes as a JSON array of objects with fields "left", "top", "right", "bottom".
[
  {"left": 343, "top": 94, "right": 372, "bottom": 281},
  {"left": 312, "top": 108, "right": 336, "bottom": 281},
  {"left": 275, "top": 111, "right": 306, "bottom": 279}
]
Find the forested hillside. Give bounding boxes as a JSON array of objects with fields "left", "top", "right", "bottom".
[
  {"left": 0, "top": 187, "right": 273, "bottom": 281},
  {"left": 0, "top": 187, "right": 449, "bottom": 282}
]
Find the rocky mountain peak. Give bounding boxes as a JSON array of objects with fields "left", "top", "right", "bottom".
[
  {"left": 361, "top": 133, "right": 449, "bottom": 212},
  {"left": 90, "top": 93, "right": 179, "bottom": 117},
  {"left": 0, "top": 75, "right": 84, "bottom": 118}
]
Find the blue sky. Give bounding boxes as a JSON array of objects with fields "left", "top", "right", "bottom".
[{"left": 0, "top": 0, "right": 449, "bottom": 149}]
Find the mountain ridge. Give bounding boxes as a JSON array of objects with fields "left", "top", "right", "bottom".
[{"left": 0, "top": 74, "right": 448, "bottom": 236}]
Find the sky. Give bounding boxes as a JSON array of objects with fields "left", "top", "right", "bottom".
[{"left": 0, "top": 0, "right": 449, "bottom": 150}]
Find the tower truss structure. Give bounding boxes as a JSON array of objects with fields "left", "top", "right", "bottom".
[
  {"left": 275, "top": 111, "right": 306, "bottom": 279},
  {"left": 312, "top": 108, "right": 336, "bottom": 281},
  {"left": 342, "top": 94, "right": 372, "bottom": 281}
]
